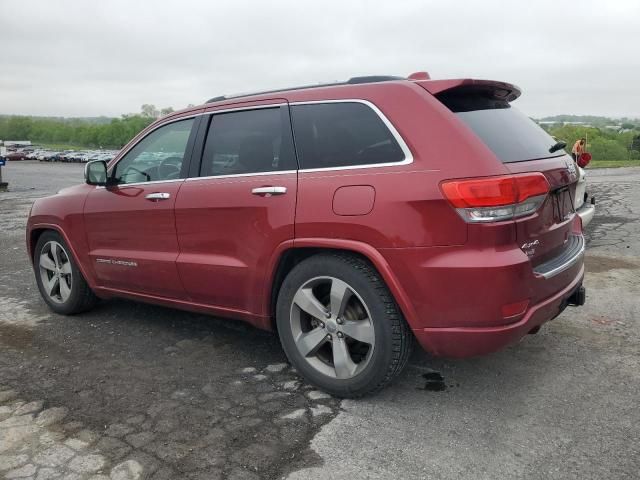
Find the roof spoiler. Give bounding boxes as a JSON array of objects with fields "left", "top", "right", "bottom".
[{"left": 417, "top": 79, "right": 521, "bottom": 102}]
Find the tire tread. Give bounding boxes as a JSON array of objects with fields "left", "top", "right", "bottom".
[{"left": 328, "top": 252, "right": 412, "bottom": 397}]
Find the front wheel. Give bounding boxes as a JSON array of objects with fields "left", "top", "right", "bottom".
[
  {"left": 34, "top": 231, "right": 98, "bottom": 315},
  {"left": 276, "top": 253, "right": 412, "bottom": 398}
]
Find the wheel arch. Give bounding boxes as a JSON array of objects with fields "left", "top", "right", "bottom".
[
  {"left": 28, "top": 227, "right": 47, "bottom": 261},
  {"left": 28, "top": 223, "right": 97, "bottom": 290},
  {"left": 266, "top": 238, "right": 418, "bottom": 331}
]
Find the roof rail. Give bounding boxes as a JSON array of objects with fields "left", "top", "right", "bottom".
[
  {"left": 205, "top": 75, "right": 405, "bottom": 104},
  {"left": 346, "top": 75, "right": 404, "bottom": 84}
]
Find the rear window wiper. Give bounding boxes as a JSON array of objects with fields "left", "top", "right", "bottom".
[{"left": 549, "top": 141, "right": 567, "bottom": 154}]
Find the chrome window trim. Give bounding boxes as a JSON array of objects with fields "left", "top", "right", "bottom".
[
  {"left": 289, "top": 99, "right": 414, "bottom": 173},
  {"left": 109, "top": 104, "right": 287, "bottom": 179},
  {"left": 205, "top": 103, "right": 286, "bottom": 115},
  {"left": 188, "top": 99, "right": 413, "bottom": 181},
  {"left": 95, "top": 178, "right": 185, "bottom": 189},
  {"left": 186, "top": 170, "right": 296, "bottom": 182}
]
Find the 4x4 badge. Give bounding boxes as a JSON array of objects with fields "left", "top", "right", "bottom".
[{"left": 521, "top": 239, "right": 540, "bottom": 257}]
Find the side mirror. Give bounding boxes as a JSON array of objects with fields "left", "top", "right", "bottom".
[{"left": 85, "top": 160, "right": 109, "bottom": 186}]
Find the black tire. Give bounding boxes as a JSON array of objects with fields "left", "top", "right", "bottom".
[
  {"left": 276, "top": 252, "right": 412, "bottom": 398},
  {"left": 33, "top": 231, "right": 98, "bottom": 315}
]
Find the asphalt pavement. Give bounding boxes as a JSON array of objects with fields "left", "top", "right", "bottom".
[{"left": 0, "top": 161, "right": 638, "bottom": 480}]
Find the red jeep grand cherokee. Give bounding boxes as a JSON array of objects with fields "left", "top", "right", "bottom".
[{"left": 27, "top": 73, "right": 586, "bottom": 397}]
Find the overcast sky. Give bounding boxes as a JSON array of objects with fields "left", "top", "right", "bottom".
[{"left": 1, "top": 0, "right": 638, "bottom": 118}]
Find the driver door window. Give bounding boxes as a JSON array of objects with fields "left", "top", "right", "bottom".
[{"left": 113, "top": 118, "right": 195, "bottom": 184}]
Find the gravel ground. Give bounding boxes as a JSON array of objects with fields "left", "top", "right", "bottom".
[{"left": 0, "top": 161, "right": 639, "bottom": 480}]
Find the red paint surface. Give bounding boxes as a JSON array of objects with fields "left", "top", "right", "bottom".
[{"left": 26, "top": 77, "right": 584, "bottom": 358}]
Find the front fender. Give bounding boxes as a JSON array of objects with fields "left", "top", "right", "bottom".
[{"left": 27, "top": 185, "right": 98, "bottom": 290}]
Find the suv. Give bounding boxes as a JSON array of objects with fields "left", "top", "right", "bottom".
[{"left": 27, "top": 73, "right": 586, "bottom": 397}]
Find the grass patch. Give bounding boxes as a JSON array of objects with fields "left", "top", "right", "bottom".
[{"left": 589, "top": 160, "right": 640, "bottom": 168}]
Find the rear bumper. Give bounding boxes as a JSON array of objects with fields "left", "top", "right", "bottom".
[
  {"left": 533, "top": 234, "right": 584, "bottom": 279},
  {"left": 413, "top": 266, "right": 584, "bottom": 357},
  {"left": 379, "top": 232, "right": 585, "bottom": 358}
]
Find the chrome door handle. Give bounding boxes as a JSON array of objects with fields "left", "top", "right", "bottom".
[
  {"left": 145, "top": 192, "right": 171, "bottom": 201},
  {"left": 251, "top": 186, "right": 287, "bottom": 196}
]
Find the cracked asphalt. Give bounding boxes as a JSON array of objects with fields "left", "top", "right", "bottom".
[{"left": 1, "top": 161, "right": 639, "bottom": 479}]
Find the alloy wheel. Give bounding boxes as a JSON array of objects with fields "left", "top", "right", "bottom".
[
  {"left": 38, "top": 240, "right": 73, "bottom": 304},
  {"left": 289, "top": 276, "right": 375, "bottom": 379}
]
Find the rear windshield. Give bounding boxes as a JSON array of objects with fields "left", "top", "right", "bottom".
[{"left": 438, "top": 91, "right": 562, "bottom": 163}]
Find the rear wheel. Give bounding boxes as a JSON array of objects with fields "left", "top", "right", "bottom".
[
  {"left": 276, "top": 253, "right": 412, "bottom": 398},
  {"left": 34, "top": 231, "right": 98, "bottom": 315}
]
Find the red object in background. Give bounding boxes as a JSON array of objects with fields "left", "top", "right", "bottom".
[
  {"left": 6, "top": 151, "right": 27, "bottom": 161},
  {"left": 578, "top": 152, "right": 592, "bottom": 168},
  {"left": 26, "top": 76, "right": 585, "bottom": 359}
]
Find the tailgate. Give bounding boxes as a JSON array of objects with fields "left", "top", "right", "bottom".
[
  {"left": 504, "top": 156, "right": 579, "bottom": 266},
  {"left": 428, "top": 79, "right": 581, "bottom": 267}
]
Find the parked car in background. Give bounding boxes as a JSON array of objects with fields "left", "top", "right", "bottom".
[
  {"left": 575, "top": 165, "right": 595, "bottom": 227},
  {"left": 18, "top": 147, "right": 117, "bottom": 163},
  {"left": 6, "top": 151, "right": 27, "bottom": 161},
  {"left": 549, "top": 138, "right": 595, "bottom": 228},
  {"left": 27, "top": 73, "right": 587, "bottom": 397}
]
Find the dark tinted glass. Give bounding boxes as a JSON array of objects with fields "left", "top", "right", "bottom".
[
  {"left": 200, "top": 107, "right": 296, "bottom": 177},
  {"left": 114, "top": 118, "right": 194, "bottom": 184},
  {"left": 291, "top": 103, "right": 405, "bottom": 169},
  {"left": 439, "top": 92, "right": 561, "bottom": 163}
]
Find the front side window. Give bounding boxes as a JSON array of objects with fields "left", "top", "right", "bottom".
[
  {"left": 291, "top": 102, "right": 405, "bottom": 169},
  {"left": 200, "top": 107, "right": 296, "bottom": 177},
  {"left": 113, "top": 118, "right": 194, "bottom": 184}
]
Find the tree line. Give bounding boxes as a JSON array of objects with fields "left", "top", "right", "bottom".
[
  {"left": 541, "top": 123, "right": 640, "bottom": 161},
  {"left": 1, "top": 106, "right": 638, "bottom": 161},
  {"left": 0, "top": 105, "right": 174, "bottom": 149}
]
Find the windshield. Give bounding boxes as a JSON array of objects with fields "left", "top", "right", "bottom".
[{"left": 438, "top": 91, "right": 563, "bottom": 163}]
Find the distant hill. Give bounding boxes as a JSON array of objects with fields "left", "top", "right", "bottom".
[
  {"left": 536, "top": 115, "right": 639, "bottom": 127},
  {"left": 0, "top": 115, "right": 114, "bottom": 125}
]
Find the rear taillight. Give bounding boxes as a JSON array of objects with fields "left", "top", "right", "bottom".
[{"left": 440, "top": 173, "right": 549, "bottom": 223}]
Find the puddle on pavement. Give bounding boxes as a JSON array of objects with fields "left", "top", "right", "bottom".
[
  {"left": 0, "top": 321, "right": 34, "bottom": 349},
  {"left": 585, "top": 255, "right": 639, "bottom": 274},
  {"left": 419, "top": 372, "right": 447, "bottom": 392}
]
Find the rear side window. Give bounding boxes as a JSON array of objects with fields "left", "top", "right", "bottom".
[
  {"left": 200, "top": 107, "right": 296, "bottom": 177},
  {"left": 438, "top": 91, "right": 561, "bottom": 163},
  {"left": 291, "top": 102, "right": 405, "bottom": 169}
]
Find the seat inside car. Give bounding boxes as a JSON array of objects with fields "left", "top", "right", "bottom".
[{"left": 238, "top": 133, "right": 276, "bottom": 173}]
